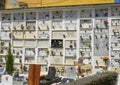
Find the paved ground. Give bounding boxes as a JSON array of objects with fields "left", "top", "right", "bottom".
[
  {"left": 13, "top": 81, "right": 24, "bottom": 85},
  {"left": 0, "top": 81, "right": 24, "bottom": 85}
]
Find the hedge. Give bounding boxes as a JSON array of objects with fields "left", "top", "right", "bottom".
[{"left": 64, "top": 72, "right": 118, "bottom": 85}]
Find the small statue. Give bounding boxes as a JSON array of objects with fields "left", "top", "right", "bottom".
[{"left": 74, "top": 57, "right": 85, "bottom": 78}]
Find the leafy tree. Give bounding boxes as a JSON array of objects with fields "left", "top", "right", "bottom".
[{"left": 5, "top": 43, "right": 14, "bottom": 75}]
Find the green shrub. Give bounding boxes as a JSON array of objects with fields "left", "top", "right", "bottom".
[
  {"left": 5, "top": 43, "right": 14, "bottom": 75},
  {"left": 64, "top": 72, "right": 118, "bottom": 85}
]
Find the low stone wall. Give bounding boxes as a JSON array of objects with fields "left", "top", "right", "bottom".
[{"left": 64, "top": 72, "right": 118, "bottom": 85}]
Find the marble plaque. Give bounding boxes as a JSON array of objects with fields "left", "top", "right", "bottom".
[
  {"left": 38, "top": 40, "right": 49, "bottom": 48},
  {"left": 50, "top": 56, "right": 63, "bottom": 64},
  {"left": 13, "top": 32, "right": 24, "bottom": 39},
  {"left": 1, "top": 40, "right": 10, "bottom": 47},
  {"left": 52, "top": 32, "right": 63, "bottom": 39},
  {"left": 80, "top": 19, "right": 92, "bottom": 30},
  {"left": 65, "top": 40, "right": 76, "bottom": 48},
  {"left": 25, "top": 40, "right": 36, "bottom": 47},
  {"left": 80, "top": 9, "right": 92, "bottom": 18},
  {"left": 24, "top": 57, "right": 35, "bottom": 63},
  {"left": 25, "top": 48, "right": 35, "bottom": 56},
  {"left": 2, "top": 13, "right": 11, "bottom": 22},
  {"left": 13, "top": 48, "right": 23, "bottom": 55},
  {"left": 65, "top": 20, "right": 77, "bottom": 30},
  {"left": 65, "top": 49, "right": 76, "bottom": 56},
  {"left": 65, "top": 57, "right": 76, "bottom": 64},
  {"left": 1, "top": 22, "right": 11, "bottom": 30},
  {"left": 13, "top": 22, "right": 25, "bottom": 30},
  {"left": 26, "top": 12, "right": 36, "bottom": 20},
  {"left": 52, "top": 20, "right": 63, "bottom": 30},
  {"left": 51, "top": 49, "right": 63, "bottom": 56},
  {"left": 38, "top": 31, "right": 49, "bottom": 39},
  {"left": 37, "top": 57, "right": 48, "bottom": 64},
  {"left": 13, "top": 40, "right": 23, "bottom": 47},
  {"left": 65, "top": 10, "right": 77, "bottom": 18},
  {"left": 52, "top": 11, "right": 63, "bottom": 19},
  {"left": 95, "top": 8, "right": 108, "bottom": 17},
  {"left": 25, "top": 31, "right": 36, "bottom": 39},
  {"left": 13, "top": 13, "right": 24, "bottom": 20},
  {"left": 38, "top": 48, "right": 48, "bottom": 56},
  {"left": 38, "top": 21, "right": 50, "bottom": 30},
  {"left": 1, "top": 75, "right": 13, "bottom": 85},
  {"left": 111, "top": 6, "right": 120, "bottom": 16},
  {"left": 26, "top": 21, "right": 36, "bottom": 30},
  {"left": 39, "top": 11, "right": 49, "bottom": 19},
  {"left": 66, "top": 66, "right": 76, "bottom": 79},
  {"left": 1, "top": 32, "right": 11, "bottom": 40}
]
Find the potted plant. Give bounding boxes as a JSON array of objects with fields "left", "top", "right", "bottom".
[{"left": 1, "top": 43, "right": 14, "bottom": 85}]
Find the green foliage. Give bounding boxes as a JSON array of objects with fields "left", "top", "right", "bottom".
[
  {"left": 5, "top": 43, "right": 14, "bottom": 75},
  {"left": 64, "top": 72, "right": 118, "bottom": 85}
]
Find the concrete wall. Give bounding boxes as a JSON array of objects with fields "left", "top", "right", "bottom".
[{"left": 5, "top": 0, "right": 115, "bottom": 9}]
